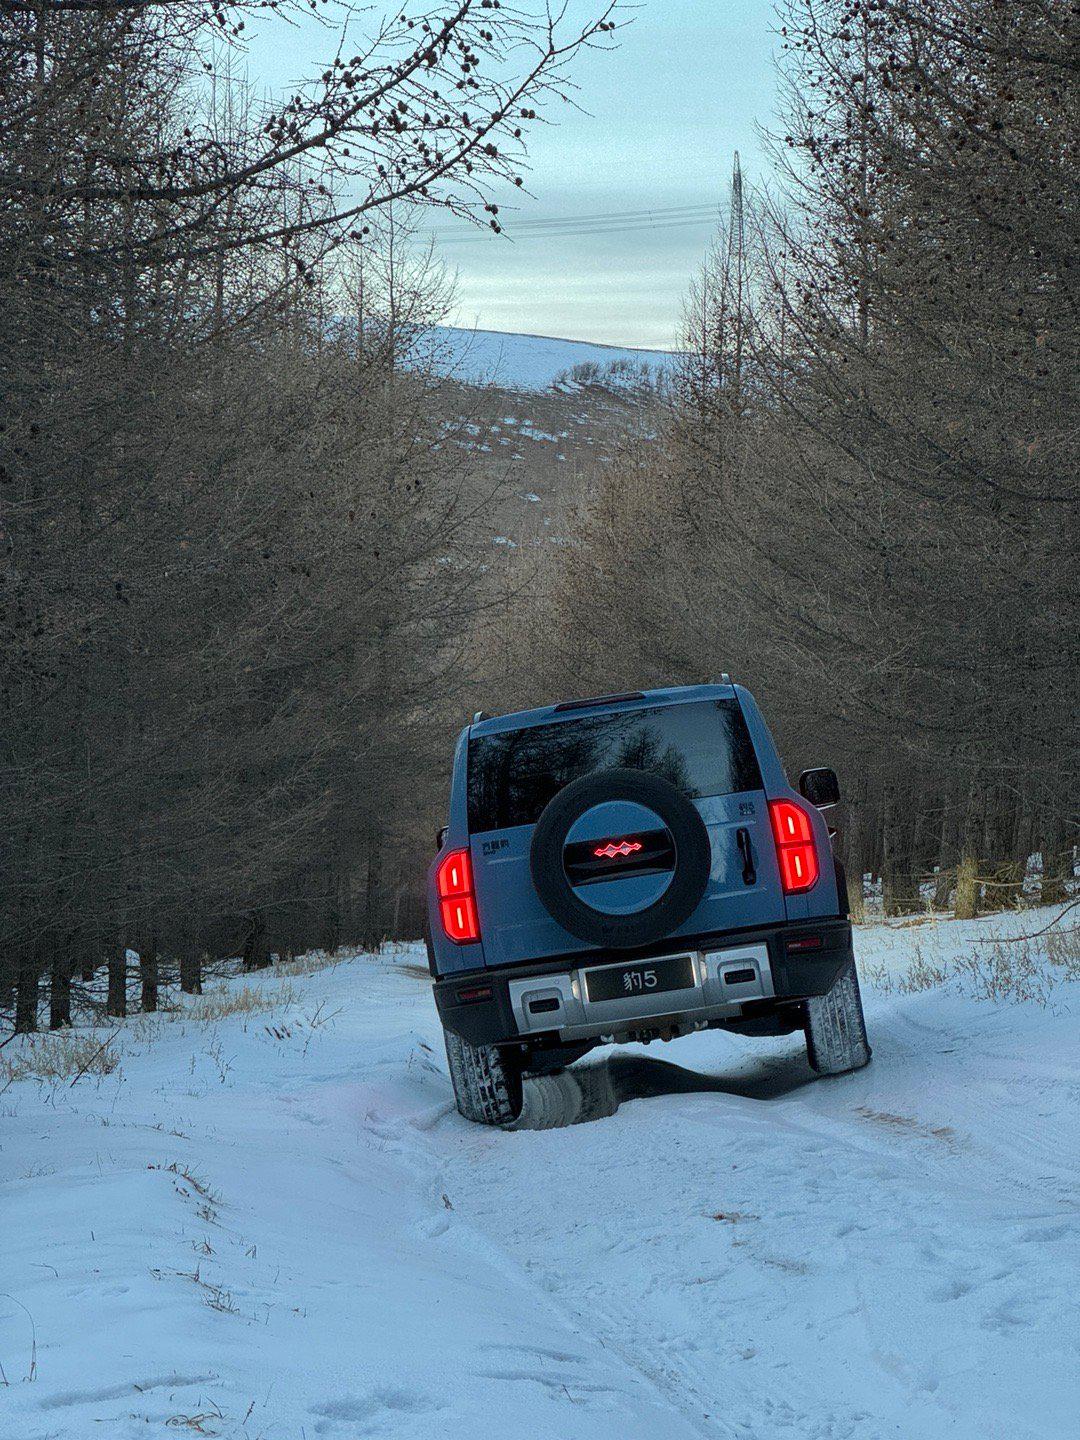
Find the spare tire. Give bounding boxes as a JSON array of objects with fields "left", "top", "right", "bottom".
[{"left": 529, "top": 768, "right": 712, "bottom": 950}]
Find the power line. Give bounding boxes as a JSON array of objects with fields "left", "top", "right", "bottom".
[
  {"left": 427, "top": 200, "right": 719, "bottom": 234},
  {"left": 430, "top": 207, "right": 722, "bottom": 245},
  {"left": 482, "top": 203, "right": 720, "bottom": 232}
]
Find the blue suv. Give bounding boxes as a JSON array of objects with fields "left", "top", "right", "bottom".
[{"left": 427, "top": 682, "right": 870, "bottom": 1125}]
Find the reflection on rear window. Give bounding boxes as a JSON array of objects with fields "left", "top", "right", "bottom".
[{"left": 467, "top": 700, "right": 762, "bottom": 833}]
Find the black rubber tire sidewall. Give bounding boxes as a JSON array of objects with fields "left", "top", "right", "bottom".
[
  {"left": 444, "top": 1029, "right": 524, "bottom": 1126},
  {"left": 529, "top": 768, "right": 712, "bottom": 950}
]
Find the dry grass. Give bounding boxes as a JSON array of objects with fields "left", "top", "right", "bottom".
[
  {"left": 270, "top": 949, "right": 350, "bottom": 979},
  {"left": 120, "top": 979, "right": 304, "bottom": 1044},
  {"left": 181, "top": 979, "right": 301, "bottom": 1023},
  {"left": 1, "top": 1030, "right": 120, "bottom": 1084},
  {"left": 953, "top": 927, "right": 1080, "bottom": 1005},
  {"left": 4, "top": 973, "right": 307, "bottom": 1086},
  {"left": 3, "top": 944, "right": 382, "bottom": 1085},
  {"left": 863, "top": 924, "right": 1080, "bottom": 1006}
]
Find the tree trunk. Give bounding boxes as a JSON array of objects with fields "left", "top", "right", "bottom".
[
  {"left": 106, "top": 944, "right": 127, "bottom": 1017},
  {"left": 321, "top": 865, "right": 341, "bottom": 955},
  {"left": 932, "top": 870, "right": 952, "bottom": 912},
  {"left": 954, "top": 855, "right": 980, "bottom": 921},
  {"left": 954, "top": 782, "right": 983, "bottom": 920},
  {"left": 840, "top": 788, "right": 865, "bottom": 910},
  {"left": 140, "top": 933, "right": 159, "bottom": 1012},
  {"left": 362, "top": 829, "right": 384, "bottom": 952},
  {"left": 0, "top": 962, "right": 14, "bottom": 1011},
  {"left": 49, "top": 941, "right": 72, "bottom": 1029},
  {"left": 1010, "top": 803, "right": 1033, "bottom": 876},
  {"left": 242, "top": 911, "right": 270, "bottom": 971},
  {"left": 881, "top": 789, "right": 919, "bottom": 915},
  {"left": 933, "top": 852, "right": 950, "bottom": 910},
  {"left": 993, "top": 858, "right": 1025, "bottom": 911},
  {"left": 15, "top": 953, "right": 39, "bottom": 1034},
  {"left": 180, "top": 946, "right": 202, "bottom": 995},
  {"left": 78, "top": 926, "right": 97, "bottom": 982},
  {"left": 932, "top": 800, "right": 955, "bottom": 910},
  {"left": 1040, "top": 818, "right": 1072, "bottom": 905}
]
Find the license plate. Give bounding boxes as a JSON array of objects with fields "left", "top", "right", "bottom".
[{"left": 585, "top": 955, "right": 695, "bottom": 1004}]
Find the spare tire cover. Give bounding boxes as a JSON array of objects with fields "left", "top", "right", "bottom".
[{"left": 529, "top": 768, "right": 712, "bottom": 950}]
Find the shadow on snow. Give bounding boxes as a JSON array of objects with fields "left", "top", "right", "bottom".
[{"left": 512, "top": 1048, "right": 818, "bottom": 1131}]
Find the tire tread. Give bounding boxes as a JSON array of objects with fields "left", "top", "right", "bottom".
[
  {"left": 804, "top": 958, "right": 871, "bottom": 1075},
  {"left": 444, "top": 1029, "right": 523, "bottom": 1126}
]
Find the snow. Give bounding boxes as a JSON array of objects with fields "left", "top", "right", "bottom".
[
  {"left": 516, "top": 424, "right": 564, "bottom": 443},
  {"left": 3, "top": 909, "right": 1079, "bottom": 1439},
  {"left": 419, "top": 326, "right": 679, "bottom": 394}
]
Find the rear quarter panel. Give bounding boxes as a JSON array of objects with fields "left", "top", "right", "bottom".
[
  {"left": 427, "top": 727, "right": 485, "bottom": 976},
  {"left": 733, "top": 685, "right": 840, "bottom": 921}
]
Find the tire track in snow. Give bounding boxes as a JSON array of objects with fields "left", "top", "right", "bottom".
[{"left": 435, "top": 999, "right": 1080, "bottom": 1440}]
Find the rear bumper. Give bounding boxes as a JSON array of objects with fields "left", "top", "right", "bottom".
[{"left": 433, "top": 919, "right": 853, "bottom": 1048}]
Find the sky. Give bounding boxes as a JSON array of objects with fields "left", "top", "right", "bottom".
[{"left": 248, "top": 3, "right": 779, "bottom": 349}]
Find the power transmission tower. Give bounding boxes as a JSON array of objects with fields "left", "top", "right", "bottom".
[{"left": 726, "top": 152, "right": 746, "bottom": 400}]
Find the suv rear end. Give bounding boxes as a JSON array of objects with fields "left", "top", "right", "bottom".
[{"left": 427, "top": 682, "right": 869, "bottom": 1125}]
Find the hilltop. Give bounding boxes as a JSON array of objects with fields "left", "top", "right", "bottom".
[{"left": 419, "top": 325, "right": 680, "bottom": 394}]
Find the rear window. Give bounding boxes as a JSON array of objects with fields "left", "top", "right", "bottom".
[{"left": 467, "top": 699, "right": 762, "bottom": 833}]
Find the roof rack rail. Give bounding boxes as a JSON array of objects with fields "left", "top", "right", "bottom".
[{"left": 553, "top": 691, "right": 646, "bottom": 713}]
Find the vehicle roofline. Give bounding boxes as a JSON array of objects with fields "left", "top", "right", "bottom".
[{"left": 466, "top": 682, "right": 740, "bottom": 738}]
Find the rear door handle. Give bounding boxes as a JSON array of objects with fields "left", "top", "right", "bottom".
[{"left": 736, "top": 827, "right": 756, "bottom": 886}]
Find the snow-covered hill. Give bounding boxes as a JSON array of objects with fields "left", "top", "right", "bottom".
[
  {"left": 4, "top": 909, "right": 1079, "bottom": 1439},
  {"left": 419, "top": 326, "right": 680, "bottom": 393}
]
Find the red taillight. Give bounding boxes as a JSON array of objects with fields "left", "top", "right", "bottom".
[
  {"left": 787, "top": 932, "right": 824, "bottom": 953},
  {"left": 456, "top": 984, "right": 492, "bottom": 1004},
  {"left": 438, "top": 849, "right": 472, "bottom": 896},
  {"left": 769, "top": 800, "right": 820, "bottom": 894},
  {"left": 436, "top": 848, "right": 480, "bottom": 944},
  {"left": 593, "top": 839, "right": 643, "bottom": 859}
]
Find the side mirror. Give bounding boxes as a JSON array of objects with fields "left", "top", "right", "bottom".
[
  {"left": 799, "top": 767, "right": 841, "bottom": 809},
  {"left": 435, "top": 825, "right": 448, "bottom": 851}
]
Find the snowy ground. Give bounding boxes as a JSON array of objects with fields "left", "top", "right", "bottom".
[
  {"left": 421, "top": 325, "right": 679, "bottom": 392},
  {"left": 3, "top": 909, "right": 1078, "bottom": 1440}
]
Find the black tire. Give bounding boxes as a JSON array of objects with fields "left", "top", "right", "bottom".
[
  {"left": 529, "top": 768, "right": 712, "bottom": 950},
  {"left": 444, "top": 1028, "right": 523, "bottom": 1126},
  {"left": 804, "top": 958, "right": 872, "bottom": 1075}
]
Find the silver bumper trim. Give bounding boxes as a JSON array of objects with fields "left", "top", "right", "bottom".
[{"left": 507, "top": 942, "right": 775, "bottom": 1042}]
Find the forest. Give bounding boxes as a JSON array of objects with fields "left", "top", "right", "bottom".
[
  {"left": 0, "top": 0, "right": 618, "bottom": 1027},
  {"left": 504, "top": 0, "right": 1079, "bottom": 920},
  {"left": 2, "top": 0, "right": 1076, "bottom": 1033}
]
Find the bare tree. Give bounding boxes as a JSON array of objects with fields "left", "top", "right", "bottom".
[
  {"left": 0, "top": 1, "right": 623, "bottom": 1030},
  {"left": 514, "top": 0, "right": 1078, "bottom": 912}
]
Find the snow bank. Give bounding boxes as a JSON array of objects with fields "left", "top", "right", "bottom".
[
  {"left": 417, "top": 326, "right": 679, "bottom": 393},
  {"left": 3, "top": 912, "right": 1078, "bottom": 1439}
]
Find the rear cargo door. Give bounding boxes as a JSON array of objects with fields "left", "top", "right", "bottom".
[
  {"left": 675, "top": 787, "right": 785, "bottom": 939},
  {"left": 466, "top": 698, "right": 787, "bottom": 968}
]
